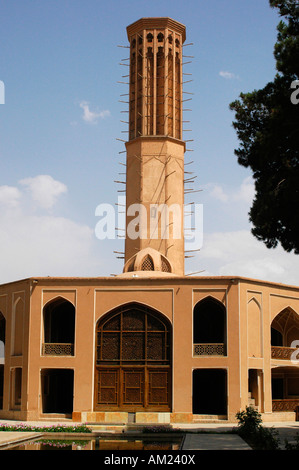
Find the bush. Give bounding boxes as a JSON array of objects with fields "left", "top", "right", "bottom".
[
  {"left": 236, "top": 406, "right": 280, "bottom": 450},
  {"left": 236, "top": 406, "right": 262, "bottom": 437},
  {"left": 254, "top": 426, "right": 280, "bottom": 450}
]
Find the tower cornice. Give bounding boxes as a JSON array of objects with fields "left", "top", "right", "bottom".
[
  {"left": 127, "top": 17, "right": 186, "bottom": 43},
  {"left": 125, "top": 135, "right": 186, "bottom": 152}
]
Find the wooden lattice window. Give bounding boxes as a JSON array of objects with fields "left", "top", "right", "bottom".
[
  {"left": 96, "top": 306, "right": 170, "bottom": 365},
  {"left": 95, "top": 304, "right": 171, "bottom": 411},
  {"left": 141, "top": 255, "right": 154, "bottom": 271},
  {"left": 161, "top": 257, "right": 171, "bottom": 273}
]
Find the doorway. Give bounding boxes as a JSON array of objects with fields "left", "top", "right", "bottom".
[
  {"left": 95, "top": 303, "right": 172, "bottom": 411},
  {"left": 41, "top": 369, "right": 74, "bottom": 415},
  {"left": 193, "top": 369, "right": 227, "bottom": 415}
]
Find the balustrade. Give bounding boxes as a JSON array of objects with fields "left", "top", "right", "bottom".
[
  {"left": 271, "top": 346, "right": 299, "bottom": 360},
  {"left": 193, "top": 343, "right": 225, "bottom": 356},
  {"left": 42, "top": 343, "right": 74, "bottom": 356}
]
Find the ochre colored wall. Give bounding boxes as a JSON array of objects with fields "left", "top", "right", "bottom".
[{"left": 1, "top": 275, "right": 299, "bottom": 421}]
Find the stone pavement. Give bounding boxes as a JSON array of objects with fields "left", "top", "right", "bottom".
[
  {"left": 182, "top": 433, "right": 251, "bottom": 450},
  {"left": 0, "top": 431, "right": 42, "bottom": 449},
  {"left": 179, "top": 422, "right": 299, "bottom": 449}
]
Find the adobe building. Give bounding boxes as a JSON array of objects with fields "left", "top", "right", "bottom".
[{"left": 1, "top": 17, "right": 299, "bottom": 424}]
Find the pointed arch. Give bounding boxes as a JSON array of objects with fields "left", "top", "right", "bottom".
[
  {"left": 43, "top": 297, "right": 75, "bottom": 355},
  {"left": 247, "top": 297, "right": 262, "bottom": 358},
  {"left": 95, "top": 302, "right": 172, "bottom": 411},
  {"left": 271, "top": 307, "right": 299, "bottom": 348},
  {"left": 43, "top": 295, "right": 76, "bottom": 309},
  {"left": 141, "top": 255, "right": 154, "bottom": 271},
  {"left": 12, "top": 297, "right": 24, "bottom": 356},
  {"left": 193, "top": 296, "right": 226, "bottom": 347},
  {"left": 247, "top": 296, "right": 261, "bottom": 310}
]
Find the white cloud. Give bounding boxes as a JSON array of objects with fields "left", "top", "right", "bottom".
[
  {"left": 206, "top": 176, "right": 255, "bottom": 205},
  {"left": 0, "top": 175, "right": 100, "bottom": 283},
  {"left": 235, "top": 176, "right": 255, "bottom": 203},
  {"left": 19, "top": 175, "right": 67, "bottom": 210},
  {"left": 0, "top": 186, "right": 22, "bottom": 208},
  {"left": 193, "top": 176, "right": 299, "bottom": 285},
  {"left": 197, "top": 230, "right": 299, "bottom": 286},
  {"left": 219, "top": 70, "right": 239, "bottom": 80},
  {"left": 0, "top": 212, "right": 95, "bottom": 282},
  {"left": 79, "top": 101, "right": 110, "bottom": 124},
  {"left": 207, "top": 184, "right": 229, "bottom": 203}
]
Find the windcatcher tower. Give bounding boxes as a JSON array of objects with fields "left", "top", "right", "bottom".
[{"left": 123, "top": 18, "right": 187, "bottom": 276}]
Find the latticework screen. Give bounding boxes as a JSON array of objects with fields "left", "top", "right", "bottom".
[{"left": 95, "top": 304, "right": 171, "bottom": 411}]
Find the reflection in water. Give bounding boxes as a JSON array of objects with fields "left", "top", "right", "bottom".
[{"left": 8, "top": 436, "right": 182, "bottom": 450}]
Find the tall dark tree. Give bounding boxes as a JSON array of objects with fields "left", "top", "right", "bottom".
[{"left": 230, "top": 0, "right": 299, "bottom": 253}]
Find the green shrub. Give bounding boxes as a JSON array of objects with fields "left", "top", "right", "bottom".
[
  {"left": 236, "top": 406, "right": 262, "bottom": 437},
  {"left": 236, "top": 406, "right": 280, "bottom": 450}
]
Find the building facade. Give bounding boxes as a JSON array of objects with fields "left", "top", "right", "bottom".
[{"left": 1, "top": 18, "right": 299, "bottom": 423}]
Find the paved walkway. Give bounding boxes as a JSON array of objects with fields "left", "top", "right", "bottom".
[
  {"left": 0, "top": 432, "right": 42, "bottom": 449},
  {"left": 179, "top": 422, "right": 299, "bottom": 449},
  {"left": 182, "top": 433, "right": 251, "bottom": 450}
]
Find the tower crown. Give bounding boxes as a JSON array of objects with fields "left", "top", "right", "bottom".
[
  {"left": 127, "top": 17, "right": 186, "bottom": 42},
  {"left": 126, "top": 17, "right": 186, "bottom": 141}
]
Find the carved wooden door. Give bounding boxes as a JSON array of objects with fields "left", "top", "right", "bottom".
[{"left": 95, "top": 304, "right": 171, "bottom": 411}]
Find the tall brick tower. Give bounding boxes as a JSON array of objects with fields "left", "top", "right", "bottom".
[{"left": 123, "top": 18, "right": 186, "bottom": 276}]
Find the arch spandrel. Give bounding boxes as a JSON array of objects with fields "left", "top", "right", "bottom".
[{"left": 42, "top": 291, "right": 76, "bottom": 309}]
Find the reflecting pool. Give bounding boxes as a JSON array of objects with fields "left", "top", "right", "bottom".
[{"left": 7, "top": 435, "right": 183, "bottom": 450}]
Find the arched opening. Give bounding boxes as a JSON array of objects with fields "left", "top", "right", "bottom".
[
  {"left": 13, "top": 298, "right": 24, "bottom": 356},
  {"left": 193, "top": 297, "right": 226, "bottom": 356},
  {"left": 95, "top": 303, "right": 172, "bottom": 411},
  {"left": 271, "top": 308, "right": 299, "bottom": 361},
  {"left": 141, "top": 255, "right": 154, "bottom": 271},
  {"left": 271, "top": 308, "right": 299, "bottom": 348},
  {"left": 193, "top": 369, "right": 227, "bottom": 415},
  {"left": 146, "top": 33, "right": 153, "bottom": 43},
  {"left": 271, "top": 328, "right": 283, "bottom": 346},
  {"left": 248, "top": 298, "right": 262, "bottom": 357},
  {"left": 43, "top": 298, "right": 75, "bottom": 356},
  {"left": 0, "top": 312, "right": 5, "bottom": 409},
  {"left": 161, "top": 256, "right": 171, "bottom": 273}
]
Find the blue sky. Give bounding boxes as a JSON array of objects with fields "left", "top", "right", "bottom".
[{"left": 1, "top": 0, "right": 299, "bottom": 285}]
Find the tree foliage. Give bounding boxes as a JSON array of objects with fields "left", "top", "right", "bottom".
[{"left": 230, "top": 0, "right": 299, "bottom": 253}]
